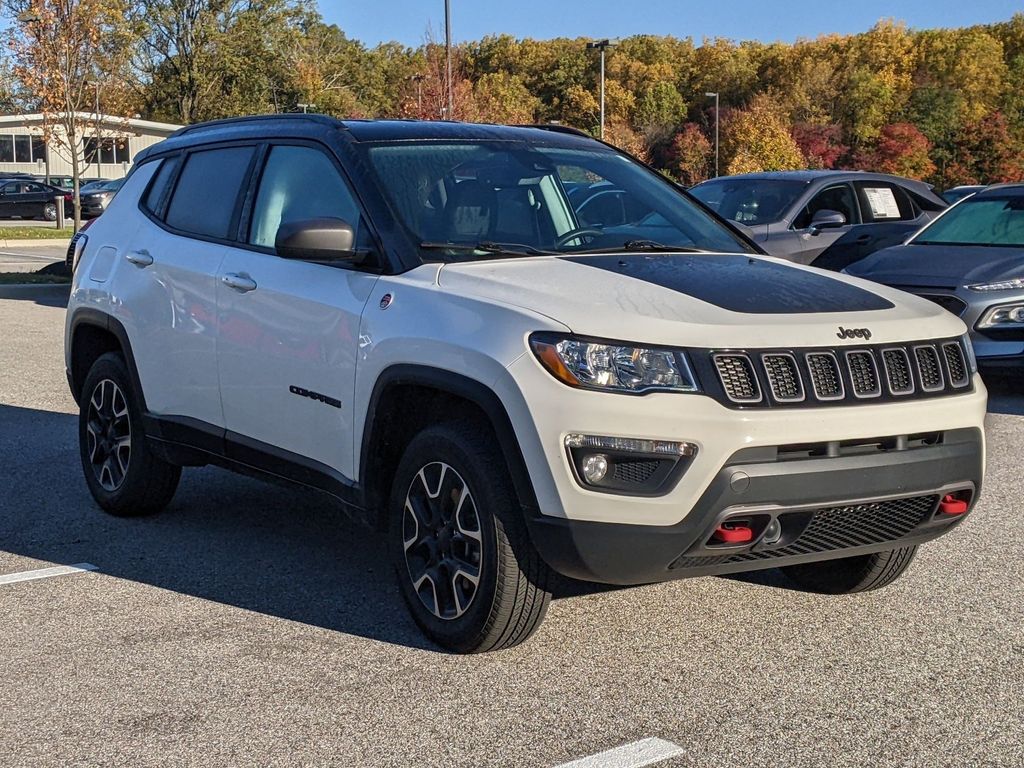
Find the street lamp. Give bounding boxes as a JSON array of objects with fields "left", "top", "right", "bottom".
[
  {"left": 587, "top": 39, "right": 614, "bottom": 140},
  {"left": 444, "top": 0, "right": 453, "bottom": 119},
  {"left": 705, "top": 91, "right": 719, "bottom": 178}
]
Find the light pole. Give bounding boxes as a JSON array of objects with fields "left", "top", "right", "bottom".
[
  {"left": 587, "top": 39, "right": 614, "bottom": 140},
  {"left": 705, "top": 91, "right": 719, "bottom": 177},
  {"left": 444, "top": 0, "right": 453, "bottom": 119},
  {"left": 409, "top": 74, "right": 425, "bottom": 113}
]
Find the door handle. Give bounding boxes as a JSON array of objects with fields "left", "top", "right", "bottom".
[
  {"left": 221, "top": 272, "right": 257, "bottom": 293},
  {"left": 125, "top": 249, "right": 153, "bottom": 267}
]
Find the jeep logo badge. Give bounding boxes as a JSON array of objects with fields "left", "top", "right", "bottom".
[{"left": 836, "top": 326, "right": 872, "bottom": 341}]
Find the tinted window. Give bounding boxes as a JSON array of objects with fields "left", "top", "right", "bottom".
[
  {"left": 249, "top": 145, "right": 360, "bottom": 248},
  {"left": 854, "top": 182, "right": 916, "bottom": 223},
  {"left": 365, "top": 142, "right": 754, "bottom": 259},
  {"left": 793, "top": 184, "right": 859, "bottom": 229},
  {"left": 914, "top": 195, "right": 1024, "bottom": 248},
  {"left": 690, "top": 178, "right": 807, "bottom": 225},
  {"left": 165, "top": 147, "right": 254, "bottom": 239},
  {"left": 142, "top": 156, "right": 180, "bottom": 216}
]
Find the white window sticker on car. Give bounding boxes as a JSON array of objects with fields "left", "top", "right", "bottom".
[{"left": 863, "top": 186, "right": 901, "bottom": 219}]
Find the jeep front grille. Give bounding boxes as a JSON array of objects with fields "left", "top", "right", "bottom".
[
  {"left": 914, "top": 345, "right": 944, "bottom": 391},
  {"left": 705, "top": 337, "right": 971, "bottom": 408},
  {"left": 762, "top": 354, "right": 803, "bottom": 402},
  {"left": 882, "top": 348, "right": 914, "bottom": 395},
  {"left": 713, "top": 354, "right": 761, "bottom": 403},
  {"left": 846, "top": 351, "right": 881, "bottom": 398},
  {"left": 942, "top": 342, "right": 969, "bottom": 387},
  {"left": 805, "top": 353, "right": 843, "bottom": 400}
]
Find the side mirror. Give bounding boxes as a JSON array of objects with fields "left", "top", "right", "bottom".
[
  {"left": 275, "top": 217, "right": 356, "bottom": 262},
  {"left": 809, "top": 209, "right": 846, "bottom": 235}
]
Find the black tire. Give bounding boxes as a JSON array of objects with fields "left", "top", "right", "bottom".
[
  {"left": 388, "top": 421, "right": 552, "bottom": 653},
  {"left": 78, "top": 352, "right": 181, "bottom": 516},
  {"left": 42, "top": 202, "right": 57, "bottom": 222},
  {"left": 781, "top": 546, "right": 918, "bottom": 594}
]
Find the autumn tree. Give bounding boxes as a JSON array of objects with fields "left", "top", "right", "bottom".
[
  {"left": 857, "top": 123, "right": 936, "bottom": 179},
  {"left": 5, "top": 0, "right": 139, "bottom": 229},
  {"left": 666, "top": 123, "right": 711, "bottom": 185},
  {"left": 791, "top": 123, "right": 847, "bottom": 169},
  {"left": 721, "top": 94, "right": 805, "bottom": 174}
]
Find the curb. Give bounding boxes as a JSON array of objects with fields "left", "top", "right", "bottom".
[{"left": 0, "top": 238, "right": 71, "bottom": 248}]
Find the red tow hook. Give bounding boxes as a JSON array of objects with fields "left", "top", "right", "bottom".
[
  {"left": 938, "top": 494, "right": 969, "bottom": 516},
  {"left": 712, "top": 522, "right": 754, "bottom": 544}
]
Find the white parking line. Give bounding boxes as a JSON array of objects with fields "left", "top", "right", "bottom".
[
  {"left": 554, "top": 738, "right": 685, "bottom": 768},
  {"left": 0, "top": 563, "right": 98, "bottom": 585}
]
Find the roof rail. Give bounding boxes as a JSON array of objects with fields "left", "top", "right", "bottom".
[
  {"left": 518, "top": 123, "right": 593, "bottom": 138},
  {"left": 172, "top": 112, "right": 341, "bottom": 138}
]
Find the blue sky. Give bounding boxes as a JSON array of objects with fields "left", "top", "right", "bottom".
[{"left": 322, "top": 0, "right": 1017, "bottom": 46}]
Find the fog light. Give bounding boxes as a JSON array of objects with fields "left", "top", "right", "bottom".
[{"left": 581, "top": 453, "right": 609, "bottom": 484}]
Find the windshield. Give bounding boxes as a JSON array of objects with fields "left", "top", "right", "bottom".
[
  {"left": 690, "top": 178, "right": 808, "bottom": 225},
  {"left": 914, "top": 195, "right": 1024, "bottom": 248},
  {"left": 363, "top": 141, "right": 755, "bottom": 261}
]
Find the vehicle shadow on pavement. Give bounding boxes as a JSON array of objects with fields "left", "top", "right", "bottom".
[
  {"left": 0, "top": 283, "right": 70, "bottom": 309},
  {"left": 0, "top": 403, "right": 436, "bottom": 651}
]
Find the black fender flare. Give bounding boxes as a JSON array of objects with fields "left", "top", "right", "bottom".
[
  {"left": 359, "top": 364, "right": 540, "bottom": 516},
  {"left": 67, "top": 308, "right": 147, "bottom": 410}
]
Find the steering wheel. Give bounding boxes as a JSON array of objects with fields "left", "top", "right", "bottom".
[{"left": 555, "top": 227, "right": 604, "bottom": 248}]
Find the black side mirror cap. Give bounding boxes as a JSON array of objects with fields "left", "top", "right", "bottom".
[{"left": 275, "top": 217, "right": 356, "bottom": 261}]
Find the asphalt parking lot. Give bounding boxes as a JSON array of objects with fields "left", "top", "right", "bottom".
[{"left": 1, "top": 284, "right": 1022, "bottom": 767}]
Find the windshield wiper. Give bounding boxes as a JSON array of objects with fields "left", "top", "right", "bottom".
[
  {"left": 571, "top": 240, "right": 706, "bottom": 254},
  {"left": 420, "top": 241, "right": 558, "bottom": 258}
]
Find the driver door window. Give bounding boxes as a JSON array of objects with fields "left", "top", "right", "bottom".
[
  {"left": 248, "top": 145, "right": 361, "bottom": 248},
  {"left": 793, "top": 184, "right": 859, "bottom": 230}
]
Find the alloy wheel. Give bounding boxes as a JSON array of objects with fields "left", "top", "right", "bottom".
[
  {"left": 402, "top": 462, "right": 483, "bottom": 620},
  {"left": 85, "top": 379, "right": 132, "bottom": 492}
]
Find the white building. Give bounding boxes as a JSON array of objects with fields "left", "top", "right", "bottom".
[{"left": 0, "top": 112, "right": 182, "bottom": 180}]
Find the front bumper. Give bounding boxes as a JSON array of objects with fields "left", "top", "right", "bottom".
[{"left": 525, "top": 427, "right": 983, "bottom": 584}]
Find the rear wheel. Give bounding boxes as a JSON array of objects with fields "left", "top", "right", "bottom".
[
  {"left": 781, "top": 546, "right": 918, "bottom": 594},
  {"left": 42, "top": 202, "right": 57, "bottom": 221},
  {"left": 78, "top": 352, "right": 180, "bottom": 516},
  {"left": 388, "top": 421, "right": 551, "bottom": 653}
]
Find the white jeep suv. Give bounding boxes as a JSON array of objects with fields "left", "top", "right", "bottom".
[{"left": 65, "top": 116, "right": 987, "bottom": 652}]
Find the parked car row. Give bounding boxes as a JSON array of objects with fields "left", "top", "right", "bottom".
[
  {"left": 846, "top": 184, "right": 1024, "bottom": 371},
  {"left": 0, "top": 172, "right": 123, "bottom": 220}
]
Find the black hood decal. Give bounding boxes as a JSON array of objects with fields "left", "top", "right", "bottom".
[{"left": 561, "top": 254, "right": 894, "bottom": 314}]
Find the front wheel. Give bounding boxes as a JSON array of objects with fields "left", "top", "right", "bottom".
[
  {"left": 781, "top": 546, "right": 919, "bottom": 594},
  {"left": 388, "top": 421, "right": 551, "bottom": 653}
]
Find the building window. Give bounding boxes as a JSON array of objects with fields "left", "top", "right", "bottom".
[
  {"left": 0, "top": 133, "right": 47, "bottom": 164},
  {"left": 84, "top": 137, "right": 130, "bottom": 165}
]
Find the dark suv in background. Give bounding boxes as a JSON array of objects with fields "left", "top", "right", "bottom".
[{"left": 691, "top": 171, "right": 946, "bottom": 268}]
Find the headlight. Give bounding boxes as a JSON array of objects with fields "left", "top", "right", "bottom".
[
  {"left": 530, "top": 333, "right": 699, "bottom": 394},
  {"left": 961, "top": 333, "right": 978, "bottom": 374},
  {"left": 967, "top": 278, "right": 1024, "bottom": 291},
  {"left": 977, "top": 303, "right": 1024, "bottom": 329}
]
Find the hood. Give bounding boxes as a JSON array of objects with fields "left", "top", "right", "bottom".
[
  {"left": 848, "top": 243, "right": 1024, "bottom": 288},
  {"left": 438, "top": 252, "right": 963, "bottom": 348}
]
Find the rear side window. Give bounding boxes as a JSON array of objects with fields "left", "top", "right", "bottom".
[
  {"left": 142, "top": 156, "right": 180, "bottom": 216},
  {"left": 854, "top": 182, "right": 917, "bottom": 223},
  {"left": 165, "top": 146, "right": 254, "bottom": 239}
]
